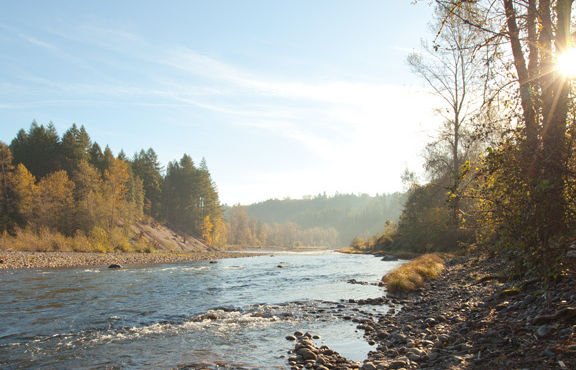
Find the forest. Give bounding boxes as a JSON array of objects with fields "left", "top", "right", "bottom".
[
  {"left": 0, "top": 123, "right": 404, "bottom": 251},
  {"left": 0, "top": 122, "right": 225, "bottom": 252},
  {"left": 352, "top": 1, "right": 576, "bottom": 281},
  {"left": 226, "top": 193, "right": 406, "bottom": 248}
]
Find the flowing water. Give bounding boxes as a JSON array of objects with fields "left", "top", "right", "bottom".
[{"left": 0, "top": 251, "right": 403, "bottom": 368}]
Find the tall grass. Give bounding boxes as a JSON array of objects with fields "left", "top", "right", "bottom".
[
  {"left": 382, "top": 253, "right": 445, "bottom": 294},
  {"left": 0, "top": 226, "right": 154, "bottom": 253}
]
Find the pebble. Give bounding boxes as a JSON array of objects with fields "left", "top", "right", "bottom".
[
  {"left": 278, "top": 255, "right": 576, "bottom": 369},
  {"left": 0, "top": 251, "right": 258, "bottom": 270}
]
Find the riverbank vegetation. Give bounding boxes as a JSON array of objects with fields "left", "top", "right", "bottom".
[
  {"left": 382, "top": 254, "right": 445, "bottom": 294},
  {"left": 351, "top": 1, "right": 576, "bottom": 283},
  {"left": 0, "top": 123, "right": 225, "bottom": 252}
]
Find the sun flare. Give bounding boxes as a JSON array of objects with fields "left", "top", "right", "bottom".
[{"left": 557, "top": 48, "right": 576, "bottom": 78}]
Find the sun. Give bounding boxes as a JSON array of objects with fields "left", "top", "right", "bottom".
[{"left": 557, "top": 48, "right": 576, "bottom": 78}]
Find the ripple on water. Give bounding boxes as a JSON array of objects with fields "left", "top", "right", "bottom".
[{"left": 0, "top": 252, "right": 401, "bottom": 368}]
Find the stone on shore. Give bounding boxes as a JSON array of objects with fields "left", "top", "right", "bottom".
[{"left": 0, "top": 251, "right": 258, "bottom": 270}]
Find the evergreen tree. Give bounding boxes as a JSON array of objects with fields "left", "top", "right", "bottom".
[
  {"left": 161, "top": 154, "right": 224, "bottom": 242},
  {"left": 117, "top": 150, "right": 128, "bottom": 161},
  {"left": 61, "top": 124, "right": 91, "bottom": 175},
  {"left": 196, "top": 158, "right": 223, "bottom": 234},
  {"left": 132, "top": 148, "right": 163, "bottom": 218},
  {"left": 10, "top": 122, "right": 62, "bottom": 179},
  {"left": 89, "top": 142, "right": 104, "bottom": 171},
  {"left": 101, "top": 146, "right": 115, "bottom": 173}
]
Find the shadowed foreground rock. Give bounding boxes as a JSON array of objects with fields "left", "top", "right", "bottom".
[
  {"left": 289, "top": 256, "right": 576, "bottom": 369},
  {"left": 288, "top": 332, "right": 360, "bottom": 369},
  {"left": 358, "top": 257, "right": 576, "bottom": 369}
]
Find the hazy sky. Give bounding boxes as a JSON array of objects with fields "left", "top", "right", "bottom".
[{"left": 0, "top": 0, "right": 441, "bottom": 205}]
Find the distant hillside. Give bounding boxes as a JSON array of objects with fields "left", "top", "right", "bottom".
[{"left": 241, "top": 193, "right": 406, "bottom": 246}]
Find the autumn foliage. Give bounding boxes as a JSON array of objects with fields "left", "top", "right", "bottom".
[{"left": 0, "top": 122, "right": 226, "bottom": 251}]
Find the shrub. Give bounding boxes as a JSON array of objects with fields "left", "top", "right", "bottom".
[
  {"left": 71, "top": 230, "right": 93, "bottom": 252},
  {"left": 110, "top": 227, "right": 133, "bottom": 252},
  {"left": 383, "top": 253, "right": 445, "bottom": 294},
  {"left": 90, "top": 226, "right": 112, "bottom": 253}
]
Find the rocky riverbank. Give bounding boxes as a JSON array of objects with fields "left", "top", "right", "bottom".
[
  {"left": 0, "top": 250, "right": 256, "bottom": 270},
  {"left": 288, "top": 256, "right": 576, "bottom": 369}
]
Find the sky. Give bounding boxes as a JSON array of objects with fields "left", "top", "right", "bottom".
[{"left": 0, "top": 0, "right": 441, "bottom": 205}]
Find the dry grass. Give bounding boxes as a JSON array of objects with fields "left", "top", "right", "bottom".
[
  {"left": 0, "top": 226, "right": 155, "bottom": 253},
  {"left": 382, "top": 253, "right": 445, "bottom": 294}
]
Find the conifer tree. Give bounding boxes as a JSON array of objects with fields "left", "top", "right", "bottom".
[
  {"left": 10, "top": 122, "right": 62, "bottom": 179},
  {"left": 61, "top": 124, "right": 91, "bottom": 174},
  {"left": 132, "top": 148, "right": 163, "bottom": 218},
  {"left": 101, "top": 146, "right": 115, "bottom": 173},
  {"left": 89, "top": 142, "right": 105, "bottom": 171}
]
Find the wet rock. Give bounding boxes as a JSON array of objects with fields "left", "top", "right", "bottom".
[
  {"left": 108, "top": 264, "right": 122, "bottom": 269},
  {"left": 294, "top": 331, "right": 304, "bottom": 337},
  {"left": 277, "top": 264, "right": 284, "bottom": 268},
  {"left": 296, "top": 348, "right": 317, "bottom": 361},
  {"left": 286, "top": 335, "right": 297, "bottom": 341},
  {"left": 209, "top": 260, "right": 218, "bottom": 264},
  {"left": 381, "top": 255, "right": 399, "bottom": 261},
  {"left": 203, "top": 312, "right": 219, "bottom": 320},
  {"left": 213, "top": 306, "right": 236, "bottom": 312}
]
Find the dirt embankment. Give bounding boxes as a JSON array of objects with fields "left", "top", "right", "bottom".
[{"left": 131, "top": 221, "right": 211, "bottom": 253}]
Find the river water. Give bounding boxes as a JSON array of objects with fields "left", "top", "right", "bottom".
[{"left": 0, "top": 251, "right": 403, "bottom": 368}]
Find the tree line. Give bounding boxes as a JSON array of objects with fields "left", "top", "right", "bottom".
[
  {"left": 0, "top": 122, "right": 225, "bottom": 252},
  {"left": 226, "top": 193, "right": 406, "bottom": 248},
  {"left": 226, "top": 204, "right": 340, "bottom": 248},
  {"left": 356, "top": 1, "right": 576, "bottom": 281}
]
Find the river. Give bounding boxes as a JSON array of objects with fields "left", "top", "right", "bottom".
[{"left": 0, "top": 251, "right": 403, "bottom": 368}]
